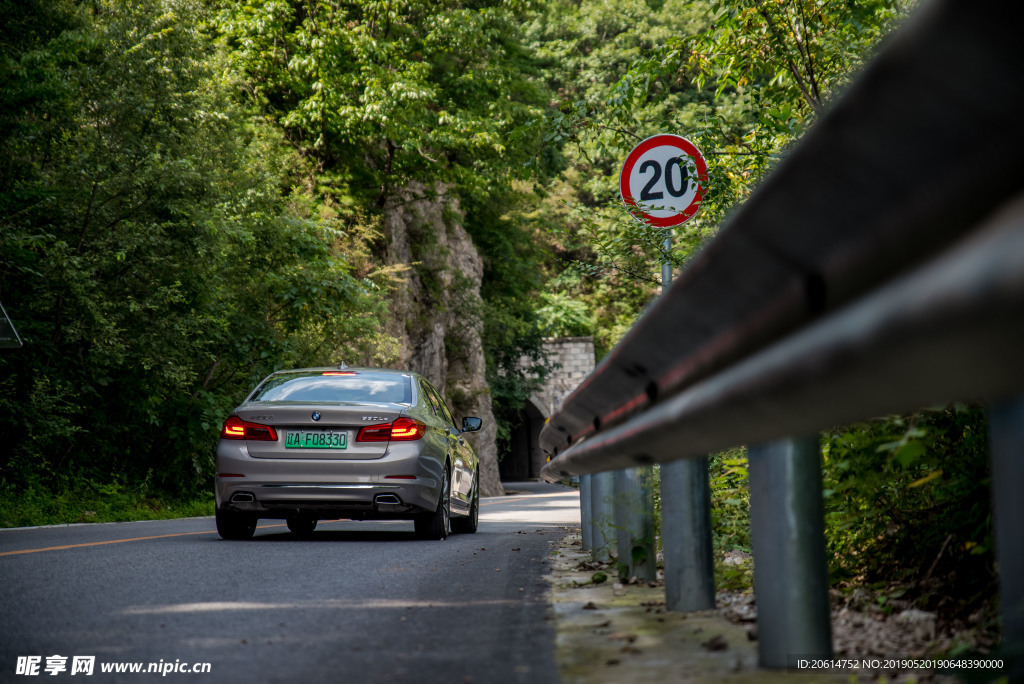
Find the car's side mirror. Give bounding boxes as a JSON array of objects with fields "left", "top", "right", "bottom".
[{"left": 461, "top": 416, "right": 482, "bottom": 433}]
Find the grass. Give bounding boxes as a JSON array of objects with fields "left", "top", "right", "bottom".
[{"left": 0, "top": 480, "right": 214, "bottom": 528}]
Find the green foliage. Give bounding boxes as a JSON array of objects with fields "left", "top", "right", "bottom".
[
  {"left": 0, "top": 0, "right": 394, "bottom": 509},
  {"left": 484, "top": 300, "right": 548, "bottom": 456},
  {"left": 530, "top": 0, "right": 714, "bottom": 287},
  {"left": 218, "top": 0, "right": 557, "bottom": 456},
  {"left": 690, "top": 0, "right": 908, "bottom": 114},
  {"left": 700, "top": 404, "right": 994, "bottom": 600},
  {"left": 534, "top": 0, "right": 910, "bottom": 294},
  {"left": 459, "top": 181, "right": 553, "bottom": 458},
  {"left": 522, "top": 0, "right": 713, "bottom": 354},
  {"left": 216, "top": 0, "right": 549, "bottom": 199},
  {"left": 535, "top": 291, "right": 594, "bottom": 338},
  {"left": 1, "top": 0, "right": 564, "bottom": 520},
  {"left": 0, "top": 479, "right": 213, "bottom": 528},
  {"left": 529, "top": 0, "right": 996, "bottom": 617},
  {"left": 708, "top": 447, "right": 750, "bottom": 553},
  {"left": 822, "top": 405, "right": 993, "bottom": 595}
]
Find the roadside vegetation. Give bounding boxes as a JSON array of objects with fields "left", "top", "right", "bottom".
[
  {"left": 536, "top": 0, "right": 997, "bottom": 653},
  {"left": 1, "top": 0, "right": 552, "bottom": 518},
  {"left": 0, "top": 0, "right": 999, "bottom": 653},
  {"left": 0, "top": 480, "right": 213, "bottom": 528}
]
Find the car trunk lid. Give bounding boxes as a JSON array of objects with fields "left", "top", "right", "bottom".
[{"left": 235, "top": 403, "right": 405, "bottom": 460}]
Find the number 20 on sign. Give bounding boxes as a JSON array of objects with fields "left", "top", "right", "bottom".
[{"left": 619, "top": 134, "right": 708, "bottom": 227}]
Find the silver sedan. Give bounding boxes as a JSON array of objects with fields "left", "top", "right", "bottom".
[{"left": 215, "top": 367, "right": 482, "bottom": 540}]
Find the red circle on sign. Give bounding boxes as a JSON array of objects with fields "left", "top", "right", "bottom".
[{"left": 619, "top": 134, "right": 708, "bottom": 227}]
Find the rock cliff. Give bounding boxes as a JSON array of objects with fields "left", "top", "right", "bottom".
[{"left": 383, "top": 185, "right": 504, "bottom": 497}]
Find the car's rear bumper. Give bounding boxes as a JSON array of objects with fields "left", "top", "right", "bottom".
[{"left": 215, "top": 440, "right": 442, "bottom": 519}]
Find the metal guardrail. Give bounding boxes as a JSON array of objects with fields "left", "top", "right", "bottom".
[
  {"left": 540, "top": 0, "right": 1024, "bottom": 674},
  {"left": 545, "top": 208, "right": 1024, "bottom": 474}
]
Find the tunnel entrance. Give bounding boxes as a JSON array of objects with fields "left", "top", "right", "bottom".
[
  {"left": 500, "top": 337, "right": 595, "bottom": 482},
  {"left": 499, "top": 397, "right": 547, "bottom": 481}
]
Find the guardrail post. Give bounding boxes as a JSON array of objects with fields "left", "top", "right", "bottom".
[
  {"left": 661, "top": 458, "right": 716, "bottom": 611},
  {"left": 748, "top": 436, "right": 832, "bottom": 668},
  {"left": 613, "top": 467, "right": 657, "bottom": 581},
  {"left": 590, "top": 471, "right": 614, "bottom": 562},
  {"left": 988, "top": 395, "right": 1024, "bottom": 679},
  {"left": 579, "top": 474, "right": 593, "bottom": 552}
]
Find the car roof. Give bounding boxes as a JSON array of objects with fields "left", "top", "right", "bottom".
[{"left": 268, "top": 367, "right": 417, "bottom": 376}]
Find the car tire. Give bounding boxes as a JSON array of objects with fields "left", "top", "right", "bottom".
[
  {"left": 287, "top": 516, "right": 317, "bottom": 537},
  {"left": 415, "top": 465, "right": 451, "bottom": 540},
  {"left": 451, "top": 473, "right": 479, "bottom": 534},
  {"left": 216, "top": 510, "right": 257, "bottom": 540}
]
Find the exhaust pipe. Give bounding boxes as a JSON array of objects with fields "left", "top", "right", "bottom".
[
  {"left": 230, "top": 492, "right": 255, "bottom": 503},
  {"left": 375, "top": 494, "right": 402, "bottom": 505}
]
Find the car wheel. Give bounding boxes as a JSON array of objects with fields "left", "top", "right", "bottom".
[
  {"left": 216, "top": 509, "right": 257, "bottom": 540},
  {"left": 287, "top": 516, "right": 317, "bottom": 537},
  {"left": 451, "top": 472, "right": 479, "bottom": 534},
  {"left": 415, "top": 465, "right": 451, "bottom": 540}
]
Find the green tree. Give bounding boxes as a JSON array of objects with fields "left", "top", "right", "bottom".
[
  {"left": 217, "top": 0, "right": 559, "bottom": 458},
  {"left": 537, "top": 0, "right": 907, "bottom": 288},
  {"left": 216, "top": 0, "right": 550, "bottom": 200},
  {"left": 0, "top": 0, "right": 393, "bottom": 506}
]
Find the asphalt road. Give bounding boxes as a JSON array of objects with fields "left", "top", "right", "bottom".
[{"left": 0, "top": 481, "right": 579, "bottom": 683}]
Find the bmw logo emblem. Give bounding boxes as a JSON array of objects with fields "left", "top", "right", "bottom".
[{"left": 311, "top": 411, "right": 321, "bottom": 421}]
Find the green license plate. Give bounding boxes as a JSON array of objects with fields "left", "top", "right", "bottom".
[{"left": 285, "top": 431, "right": 348, "bottom": 449}]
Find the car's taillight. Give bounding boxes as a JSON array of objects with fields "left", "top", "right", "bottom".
[
  {"left": 390, "top": 417, "right": 425, "bottom": 440},
  {"left": 221, "top": 416, "right": 278, "bottom": 441},
  {"left": 356, "top": 417, "right": 425, "bottom": 443},
  {"left": 222, "top": 416, "right": 246, "bottom": 439}
]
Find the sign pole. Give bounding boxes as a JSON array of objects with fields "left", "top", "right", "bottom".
[
  {"left": 617, "top": 133, "right": 715, "bottom": 607},
  {"left": 659, "top": 238, "right": 716, "bottom": 611}
]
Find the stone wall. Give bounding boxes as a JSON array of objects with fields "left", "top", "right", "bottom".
[{"left": 533, "top": 337, "right": 596, "bottom": 417}]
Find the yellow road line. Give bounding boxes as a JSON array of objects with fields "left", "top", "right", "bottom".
[{"left": 0, "top": 523, "right": 287, "bottom": 558}]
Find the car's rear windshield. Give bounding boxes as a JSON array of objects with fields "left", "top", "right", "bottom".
[{"left": 250, "top": 371, "right": 412, "bottom": 404}]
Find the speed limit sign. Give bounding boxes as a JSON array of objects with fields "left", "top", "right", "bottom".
[{"left": 619, "top": 134, "right": 707, "bottom": 227}]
